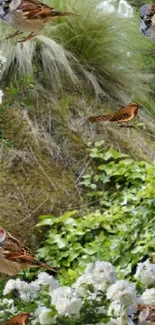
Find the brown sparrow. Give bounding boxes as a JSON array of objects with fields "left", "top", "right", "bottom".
[
  {"left": 140, "top": 4, "right": 155, "bottom": 54},
  {"left": 129, "top": 304, "right": 155, "bottom": 325},
  {"left": 1, "top": 312, "right": 31, "bottom": 325},
  {"left": 88, "top": 102, "right": 142, "bottom": 127},
  {"left": 0, "top": 226, "right": 56, "bottom": 276},
  {"left": 0, "top": 0, "right": 75, "bottom": 42}
]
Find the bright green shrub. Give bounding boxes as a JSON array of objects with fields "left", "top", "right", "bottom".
[{"left": 37, "top": 142, "right": 155, "bottom": 284}]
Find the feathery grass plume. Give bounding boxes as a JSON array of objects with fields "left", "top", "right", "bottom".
[{"left": 0, "top": 0, "right": 151, "bottom": 103}]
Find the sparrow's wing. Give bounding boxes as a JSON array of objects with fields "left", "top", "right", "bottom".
[
  {"left": 17, "top": 0, "right": 74, "bottom": 20},
  {"left": 0, "top": 232, "right": 34, "bottom": 262},
  {"left": 18, "top": 0, "right": 55, "bottom": 19},
  {"left": 110, "top": 112, "right": 131, "bottom": 121}
]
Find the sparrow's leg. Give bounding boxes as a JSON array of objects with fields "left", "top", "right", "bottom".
[
  {"left": 5, "top": 31, "right": 23, "bottom": 40},
  {"left": 18, "top": 32, "right": 37, "bottom": 43}
]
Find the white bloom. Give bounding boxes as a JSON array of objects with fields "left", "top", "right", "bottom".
[
  {"left": 141, "top": 288, "right": 155, "bottom": 305},
  {"left": 35, "top": 306, "right": 53, "bottom": 325},
  {"left": 50, "top": 286, "right": 72, "bottom": 304},
  {"left": 0, "top": 298, "right": 16, "bottom": 317},
  {"left": 74, "top": 260, "right": 117, "bottom": 296},
  {"left": 93, "top": 261, "right": 117, "bottom": 291},
  {"left": 87, "top": 261, "right": 116, "bottom": 285},
  {"left": 66, "top": 297, "right": 82, "bottom": 315},
  {"left": 18, "top": 280, "right": 31, "bottom": 292},
  {"left": 107, "top": 280, "right": 137, "bottom": 306},
  {"left": 135, "top": 260, "right": 155, "bottom": 285},
  {"left": 30, "top": 280, "right": 40, "bottom": 292},
  {"left": 37, "top": 272, "right": 59, "bottom": 289},
  {"left": 50, "top": 287, "right": 82, "bottom": 315},
  {"left": 73, "top": 273, "right": 94, "bottom": 297},
  {"left": 1, "top": 298, "right": 14, "bottom": 306},
  {"left": 108, "top": 301, "right": 121, "bottom": 316},
  {"left": 3, "top": 278, "right": 38, "bottom": 301},
  {"left": 3, "top": 279, "right": 17, "bottom": 295}
]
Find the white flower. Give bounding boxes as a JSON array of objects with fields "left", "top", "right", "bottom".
[
  {"left": 74, "top": 260, "right": 117, "bottom": 296},
  {"left": 35, "top": 306, "right": 53, "bottom": 325},
  {"left": 30, "top": 280, "right": 40, "bottom": 292},
  {"left": 66, "top": 297, "right": 82, "bottom": 315},
  {"left": 1, "top": 298, "right": 14, "bottom": 306},
  {"left": 3, "top": 279, "right": 17, "bottom": 295},
  {"left": 73, "top": 273, "right": 94, "bottom": 297},
  {"left": 50, "top": 286, "right": 72, "bottom": 304},
  {"left": 93, "top": 261, "right": 117, "bottom": 291},
  {"left": 50, "top": 287, "right": 82, "bottom": 315},
  {"left": 135, "top": 260, "right": 155, "bottom": 285},
  {"left": 141, "top": 288, "right": 155, "bottom": 305},
  {"left": 108, "top": 301, "right": 121, "bottom": 316},
  {"left": 0, "top": 298, "right": 16, "bottom": 317},
  {"left": 37, "top": 272, "right": 59, "bottom": 289},
  {"left": 3, "top": 278, "right": 38, "bottom": 301},
  {"left": 18, "top": 280, "right": 31, "bottom": 292},
  {"left": 0, "top": 90, "right": 4, "bottom": 104},
  {"left": 107, "top": 280, "right": 137, "bottom": 306}
]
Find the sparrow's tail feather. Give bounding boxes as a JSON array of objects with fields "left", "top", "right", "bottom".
[
  {"left": 89, "top": 114, "right": 112, "bottom": 123},
  {"left": 33, "top": 259, "right": 57, "bottom": 273}
]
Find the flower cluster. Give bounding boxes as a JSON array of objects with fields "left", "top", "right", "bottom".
[
  {"left": 1, "top": 259, "right": 155, "bottom": 325},
  {"left": 0, "top": 50, "right": 6, "bottom": 104}
]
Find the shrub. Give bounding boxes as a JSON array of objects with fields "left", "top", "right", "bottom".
[{"left": 36, "top": 142, "right": 155, "bottom": 284}]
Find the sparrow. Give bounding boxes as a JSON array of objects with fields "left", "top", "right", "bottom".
[
  {"left": 139, "top": 4, "right": 155, "bottom": 54},
  {"left": 1, "top": 312, "right": 31, "bottom": 325},
  {"left": 88, "top": 102, "right": 142, "bottom": 127},
  {"left": 0, "top": 226, "right": 56, "bottom": 277},
  {"left": 129, "top": 304, "right": 155, "bottom": 325},
  {"left": 0, "top": 0, "right": 75, "bottom": 42}
]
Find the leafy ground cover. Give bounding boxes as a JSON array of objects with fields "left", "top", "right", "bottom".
[{"left": 36, "top": 142, "right": 155, "bottom": 284}]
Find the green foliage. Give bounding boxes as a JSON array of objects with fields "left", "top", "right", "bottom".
[{"left": 37, "top": 141, "right": 155, "bottom": 285}]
